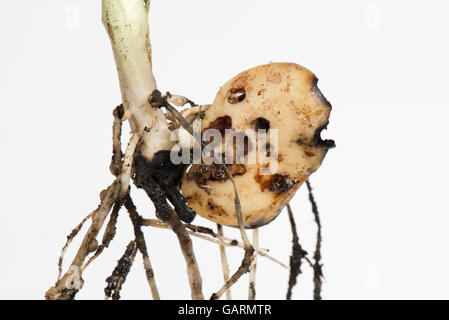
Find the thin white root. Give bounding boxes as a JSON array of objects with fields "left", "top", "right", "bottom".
[
  {"left": 210, "top": 167, "right": 254, "bottom": 300},
  {"left": 180, "top": 105, "right": 210, "bottom": 119},
  {"left": 166, "top": 93, "right": 191, "bottom": 107},
  {"left": 81, "top": 132, "right": 141, "bottom": 272},
  {"left": 217, "top": 224, "right": 231, "bottom": 300},
  {"left": 141, "top": 219, "right": 287, "bottom": 269},
  {"left": 166, "top": 104, "right": 210, "bottom": 128},
  {"left": 57, "top": 211, "right": 95, "bottom": 281},
  {"left": 248, "top": 228, "right": 259, "bottom": 300},
  {"left": 164, "top": 213, "right": 204, "bottom": 300},
  {"left": 47, "top": 127, "right": 141, "bottom": 299},
  {"left": 123, "top": 194, "right": 160, "bottom": 300},
  {"left": 119, "top": 133, "right": 141, "bottom": 197},
  {"left": 226, "top": 168, "right": 251, "bottom": 249},
  {"left": 142, "top": 254, "right": 159, "bottom": 299}
]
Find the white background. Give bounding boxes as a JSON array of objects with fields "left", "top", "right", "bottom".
[{"left": 1, "top": 0, "right": 448, "bottom": 299}]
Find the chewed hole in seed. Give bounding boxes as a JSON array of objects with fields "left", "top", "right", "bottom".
[
  {"left": 227, "top": 87, "right": 246, "bottom": 104},
  {"left": 207, "top": 115, "right": 232, "bottom": 136},
  {"left": 253, "top": 117, "right": 270, "bottom": 131}
]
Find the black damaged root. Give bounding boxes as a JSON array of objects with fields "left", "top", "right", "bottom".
[
  {"left": 306, "top": 180, "right": 323, "bottom": 300},
  {"left": 104, "top": 241, "right": 137, "bottom": 300},
  {"left": 134, "top": 151, "right": 196, "bottom": 223},
  {"left": 286, "top": 204, "right": 308, "bottom": 300}
]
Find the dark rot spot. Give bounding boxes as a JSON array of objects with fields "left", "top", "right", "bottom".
[
  {"left": 227, "top": 87, "right": 246, "bottom": 104},
  {"left": 207, "top": 201, "right": 214, "bottom": 210},
  {"left": 313, "top": 123, "right": 335, "bottom": 149},
  {"left": 254, "top": 173, "right": 298, "bottom": 195},
  {"left": 133, "top": 152, "right": 195, "bottom": 223},
  {"left": 268, "top": 174, "right": 298, "bottom": 194},
  {"left": 207, "top": 200, "right": 228, "bottom": 217},
  {"left": 253, "top": 117, "right": 270, "bottom": 131},
  {"left": 187, "top": 164, "right": 227, "bottom": 183},
  {"left": 207, "top": 115, "right": 232, "bottom": 136},
  {"left": 186, "top": 193, "right": 200, "bottom": 202},
  {"left": 305, "top": 151, "right": 316, "bottom": 157},
  {"left": 187, "top": 163, "right": 247, "bottom": 189},
  {"left": 311, "top": 77, "right": 332, "bottom": 108},
  {"left": 227, "top": 164, "right": 247, "bottom": 176}
]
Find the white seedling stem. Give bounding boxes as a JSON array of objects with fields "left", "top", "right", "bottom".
[{"left": 102, "top": 0, "right": 173, "bottom": 159}]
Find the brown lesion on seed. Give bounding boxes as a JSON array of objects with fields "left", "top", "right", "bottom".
[
  {"left": 206, "top": 116, "right": 232, "bottom": 136},
  {"left": 267, "top": 72, "right": 282, "bottom": 84},
  {"left": 254, "top": 173, "right": 298, "bottom": 195},
  {"left": 227, "top": 164, "right": 247, "bottom": 176},
  {"left": 186, "top": 163, "right": 247, "bottom": 189},
  {"left": 186, "top": 193, "right": 201, "bottom": 202},
  {"left": 299, "top": 142, "right": 318, "bottom": 158},
  {"left": 295, "top": 124, "right": 335, "bottom": 151},
  {"left": 231, "top": 74, "right": 255, "bottom": 88},
  {"left": 207, "top": 200, "right": 229, "bottom": 217},
  {"left": 305, "top": 151, "right": 316, "bottom": 157},
  {"left": 268, "top": 174, "right": 298, "bottom": 194}
]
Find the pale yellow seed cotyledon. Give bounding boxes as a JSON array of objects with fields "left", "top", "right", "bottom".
[{"left": 181, "top": 62, "right": 334, "bottom": 228}]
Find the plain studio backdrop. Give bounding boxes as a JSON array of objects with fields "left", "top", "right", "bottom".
[{"left": 0, "top": 0, "right": 448, "bottom": 300}]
